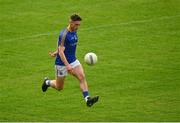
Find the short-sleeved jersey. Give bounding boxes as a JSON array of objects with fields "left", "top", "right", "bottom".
[{"left": 55, "top": 28, "right": 78, "bottom": 66}]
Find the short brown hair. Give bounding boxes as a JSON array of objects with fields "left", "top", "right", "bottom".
[{"left": 70, "top": 14, "right": 82, "bottom": 21}]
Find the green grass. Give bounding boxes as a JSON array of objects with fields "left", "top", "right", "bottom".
[{"left": 0, "top": 0, "right": 180, "bottom": 121}]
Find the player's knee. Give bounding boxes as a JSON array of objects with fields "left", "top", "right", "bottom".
[
  {"left": 56, "top": 83, "right": 64, "bottom": 91},
  {"left": 56, "top": 86, "right": 63, "bottom": 91},
  {"left": 56, "top": 79, "right": 64, "bottom": 91},
  {"left": 78, "top": 73, "right": 85, "bottom": 82}
]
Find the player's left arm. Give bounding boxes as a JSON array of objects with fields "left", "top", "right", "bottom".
[{"left": 49, "top": 48, "right": 58, "bottom": 57}]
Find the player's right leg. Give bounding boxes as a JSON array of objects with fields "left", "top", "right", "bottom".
[{"left": 71, "top": 60, "right": 99, "bottom": 107}]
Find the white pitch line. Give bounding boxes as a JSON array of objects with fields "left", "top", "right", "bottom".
[
  {"left": 81, "top": 14, "right": 180, "bottom": 31},
  {"left": 1, "top": 14, "right": 180, "bottom": 43},
  {"left": 1, "top": 31, "right": 58, "bottom": 42}
]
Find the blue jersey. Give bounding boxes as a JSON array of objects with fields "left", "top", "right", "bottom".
[{"left": 55, "top": 28, "right": 78, "bottom": 65}]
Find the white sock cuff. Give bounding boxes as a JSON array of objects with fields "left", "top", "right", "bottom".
[
  {"left": 45, "top": 80, "right": 51, "bottom": 85},
  {"left": 85, "top": 96, "right": 90, "bottom": 102}
]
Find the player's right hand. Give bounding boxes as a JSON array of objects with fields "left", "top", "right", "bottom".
[{"left": 66, "top": 64, "right": 73, "bottom": 75}]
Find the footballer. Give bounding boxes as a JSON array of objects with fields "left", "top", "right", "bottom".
[{"left": 42, "top": 14, "right": 99, "bottom": 107}]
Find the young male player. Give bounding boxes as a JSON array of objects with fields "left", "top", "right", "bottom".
[{"left": 42, "top": 14, "right": 99, "bottom": 107}]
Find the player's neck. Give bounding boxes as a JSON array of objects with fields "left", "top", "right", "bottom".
[{"left": 67, "top": 25, "right": 73, "bottom": 32}]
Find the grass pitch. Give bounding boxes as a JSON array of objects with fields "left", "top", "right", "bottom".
[{"left": 0, "top": 0, "right": 180, "bottom": 121}]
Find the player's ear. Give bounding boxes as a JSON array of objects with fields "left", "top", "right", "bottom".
[{"left": 70, "top": 22, "right": 75, "bottom": 27}]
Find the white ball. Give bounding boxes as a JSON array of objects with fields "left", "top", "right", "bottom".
[{"left": 84, "top": 52, "right": 98, "bottom": 65}]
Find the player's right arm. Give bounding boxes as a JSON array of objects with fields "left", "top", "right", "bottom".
[
  {"left": 58, "top": 46, "right": 73, "bottom": 74},
  {"left": 58, "top": 46, "right": 68, "bottom": 66},
  {"left": 58, "top": 30, "right": 73, "bottom": 74}
]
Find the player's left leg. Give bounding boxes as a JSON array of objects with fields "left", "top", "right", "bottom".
[
  {"left": 42, "top": 65, "right": 67, "bottom": 92},
  {"left": 72, "top": 64, "right": 99, "bottom": 107},
  {"left": 42, "top": 76, "right": 65, "bottom": 91}
]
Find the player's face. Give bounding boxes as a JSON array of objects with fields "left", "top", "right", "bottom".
[{"left": 70, "top": 21, "right": 81, "bottom": 31}]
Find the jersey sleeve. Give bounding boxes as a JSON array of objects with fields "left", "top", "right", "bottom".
[{"left": 58, "top": 29, "right": 68, "bottom": 47}]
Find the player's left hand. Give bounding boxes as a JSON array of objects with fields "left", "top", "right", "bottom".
[{"left": 49, "top": 52, "right": 56, "bottom": 58}]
